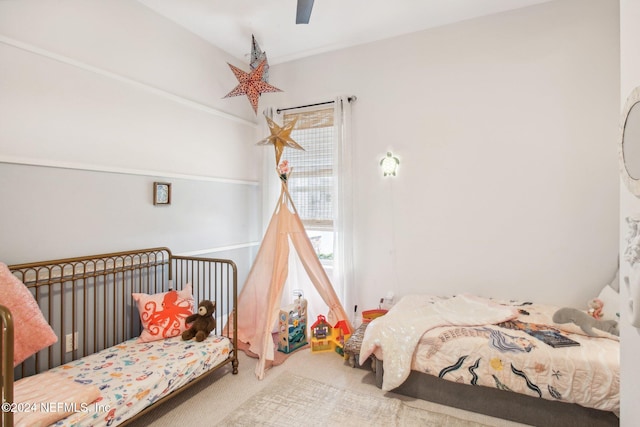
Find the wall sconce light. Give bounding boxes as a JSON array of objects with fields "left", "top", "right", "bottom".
[{"left": 380, "top": 152, "right": 400, "bottom": 176}]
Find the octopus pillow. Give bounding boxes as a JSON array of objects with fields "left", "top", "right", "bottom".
[{"left": 133, "top": 285, "right": 194, "bottom": 343}]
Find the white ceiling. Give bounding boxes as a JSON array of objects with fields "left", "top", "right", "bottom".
[{"left": 137, "top": 0, "right": 553, "bottom": 65}]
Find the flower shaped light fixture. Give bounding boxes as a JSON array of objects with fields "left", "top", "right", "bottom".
[{"left": 380, "top": 152, "right": 400, "bottom": 176}]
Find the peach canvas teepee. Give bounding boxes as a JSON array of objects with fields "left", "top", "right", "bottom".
[{"left": 236, "top": 179, "right": 352, "bottom": 379}]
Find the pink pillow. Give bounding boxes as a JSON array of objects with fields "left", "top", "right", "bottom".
[
  {"left": 132, "top": 284, "right": 194, "bottom": 342},
  {"left": 0, "top": 262, "right": 58, "bottom": 366}
]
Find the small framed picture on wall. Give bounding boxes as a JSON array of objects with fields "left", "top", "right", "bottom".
[{"left": 153, "top": 182, "right": 171, "bottom": 205}]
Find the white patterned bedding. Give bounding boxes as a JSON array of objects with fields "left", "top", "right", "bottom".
[
  {"left": 360, "top": 295, "right": 619, "bottom": 414},
  {"left": 43, "top": 335, "right": 232, "bottom": 427}
]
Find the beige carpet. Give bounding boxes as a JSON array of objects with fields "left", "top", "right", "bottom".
[
  {"left": 219, "top": 371, "right": 489, "bottom": 427},
  {"left": 127, "top": 350, "right": 526, "bottom": 427}
]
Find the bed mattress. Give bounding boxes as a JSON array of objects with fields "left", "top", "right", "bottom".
[{"left": 39, "top": 335, "right": 232, "bottom": 427}]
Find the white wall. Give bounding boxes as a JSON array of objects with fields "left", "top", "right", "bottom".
[
  {"left": 0, "top": 0, "right": 265, "bottom": 281},
  {"left": 272, "top": 0, "right": 620, "bottom": 311},
  {"left": 619, "top": 1, "right": 640, "bottom": 425}
]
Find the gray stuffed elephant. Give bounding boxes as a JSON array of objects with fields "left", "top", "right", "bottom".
[{"left": 552, "top": 307, "right": 619, "bottom": 337}]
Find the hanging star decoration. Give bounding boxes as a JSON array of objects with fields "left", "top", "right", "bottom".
[
  {"left": 250, "top": 34, "right": 269, "bottom": 83},
  {"left": 257, "top": 115, "right": 305, "bottom": 166},
  {"left": 223, "top": 59, "right": 282, "bottom": 114}
]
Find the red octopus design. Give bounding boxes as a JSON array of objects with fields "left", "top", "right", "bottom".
[{"left": 142, "top": 291, "right": 192, "bottom": 338}]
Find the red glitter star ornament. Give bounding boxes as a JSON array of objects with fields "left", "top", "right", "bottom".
[{"left": 223, "top": 59, "right": 282, "bottom": 114}]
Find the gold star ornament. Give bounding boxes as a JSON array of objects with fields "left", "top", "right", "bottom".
[
  {"left": 257, "top": 116, "right": 304, "bottom": 165},
  {"left": 223, "top": 59, "right": 282, "bottom": 114}
]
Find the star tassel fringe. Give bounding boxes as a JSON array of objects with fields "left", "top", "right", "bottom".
[
  {"left": 223, "top": 59, "right": 281, "bottom": 114},
  {"left": 257, "top": 115, "right": 304, "bottom": 166}
]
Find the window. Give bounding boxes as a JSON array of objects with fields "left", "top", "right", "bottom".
[
  {"left": 274, "top": 95, "right": 354, "bottom": 310},
  {"left": 282, "top": 107, "right": 335, "bottom": 262}
]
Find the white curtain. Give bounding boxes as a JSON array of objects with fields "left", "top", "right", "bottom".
[{"left": 333, "top": 95, "right": 356, "bottom": 326}]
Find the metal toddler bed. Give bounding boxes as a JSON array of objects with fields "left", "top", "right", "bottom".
[{"left": 0, "top": 247, "right": 238, "bottom": 427}]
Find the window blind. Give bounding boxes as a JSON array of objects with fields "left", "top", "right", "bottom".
[{"left": 283, "top": 107, "right": 334, "bottom": 228}]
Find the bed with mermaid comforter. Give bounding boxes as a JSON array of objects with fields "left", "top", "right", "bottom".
[{"left": 359, "top": 294, "right": 619, "bottom": 426}]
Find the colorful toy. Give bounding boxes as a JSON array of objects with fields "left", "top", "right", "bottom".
[
  {"left": 277, "top": 296, "right": 308, "bottom": 354},
  {"left": 333, "top": 320, "right": 351, "bottom": 356},
  {"left": 310, "top": 314, "right": 351, "bottom": 355}
]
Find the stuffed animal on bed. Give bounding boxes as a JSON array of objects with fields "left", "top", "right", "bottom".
[
  {"left": 587, "top": 298, "right": 604, "bottom": 320},
  {"left": 182, "top": 300, "right": 216, "bottom": 342},
  {"left": 552, "top": 307, "right": 619, "bottom": 337}
]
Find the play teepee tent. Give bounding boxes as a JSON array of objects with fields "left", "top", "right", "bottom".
[
  {"left": 236, "top": 117, "right": 352, "bottom": 379},
  {"left": 237, "top": 181, "right": 352, "bottom": 379}
]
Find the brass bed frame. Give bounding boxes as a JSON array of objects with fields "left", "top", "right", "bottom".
[{"left": 0, "top": 247, "right": 238, "bottom": 427}]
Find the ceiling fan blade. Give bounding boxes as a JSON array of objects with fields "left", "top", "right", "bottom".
[{"left": 296, "top": 0, "right": 314, "bottom": 24}]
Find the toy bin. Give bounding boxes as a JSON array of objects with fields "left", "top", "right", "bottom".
[{"left": 362, "top": 309, "right": 388, "bottom": 323}]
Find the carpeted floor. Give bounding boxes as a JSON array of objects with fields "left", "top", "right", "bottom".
[
  {"left": 219, "top": 371, "right": 491, "bottom": 426},
  {"left": 127, "top": 349, "right": 527, "bottom": 427}
]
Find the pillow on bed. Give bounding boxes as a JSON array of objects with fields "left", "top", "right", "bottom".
[
  {"left": 133, "top": 284, "right": 194, "bottom": 342},
  {"left": 0, "top": 262, "right": 58, "bottom": 366}
]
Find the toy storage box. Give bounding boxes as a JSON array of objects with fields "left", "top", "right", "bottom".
[{"left": 277, "top": 297, "right": 308, "bottom": 353}]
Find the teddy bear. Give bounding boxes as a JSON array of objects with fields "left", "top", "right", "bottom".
[
  {"left": 587, "top": 298, "right": 604, "bottom": 320},
  {"left": 182, "top": 300, "right": 216, "bottom": 342}
]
